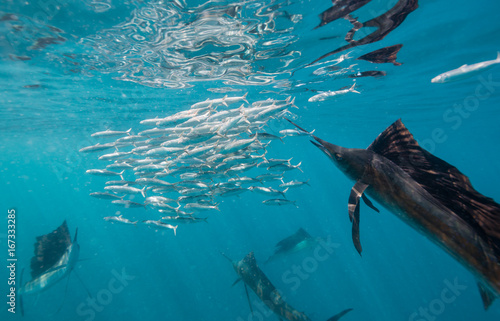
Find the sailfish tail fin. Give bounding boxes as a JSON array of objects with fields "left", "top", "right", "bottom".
[{"left": 326, "top": 308, "right": 353, "bottom": 321}]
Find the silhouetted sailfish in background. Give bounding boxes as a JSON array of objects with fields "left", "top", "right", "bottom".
[
  {"left": 223, "top": 252, "right": 352, "bottom": 321},
  {"left": 356, "top": 44, "right": 403, "bottom": 66},
  {"left": 286, "top": 118, "right": 500, "bottom": 309},
  {"left": 265, "top": 228, "right": 324, "bottom": 263},
  {"left": 310, "top": 0, "right": 418, "bottom": 65},
  {"left": 314, "top": 0, "right": 372, "bottom": 30},
  {"left": 18, "top": 220, "right": 90, "bottom": 315}
]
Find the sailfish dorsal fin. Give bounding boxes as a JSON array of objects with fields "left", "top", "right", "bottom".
[
  {"left": 367, "top": 119, "right": 418, "bottom": 159},
  {"left": 30, "top": 220, "right": 72, "bottom": 279},
  {"left": 368, "top": 119, "right": 500, "bottom": 254}
]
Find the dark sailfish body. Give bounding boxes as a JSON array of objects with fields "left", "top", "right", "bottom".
[
  {"left": 288, "top": 118, "right": 500, "bottom": 309},
  {"left": 266, "top": 228, "right": 322, "bottom": 263},
  {"left": 311, "top": 0, "right": 418, "bottom": 65},
  {"left": 356, "top": 44, "right": 403, "bottom": 66},
  {"left": 226, "top": 252, "right": 352, "bottom": 321},
  {"left": 18, "top": 220, "right": 81, "bottom": 315}
]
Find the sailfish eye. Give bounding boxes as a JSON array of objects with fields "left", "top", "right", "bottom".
[{"left": 335, "top": 153, "right": 343, "bottom": 161}]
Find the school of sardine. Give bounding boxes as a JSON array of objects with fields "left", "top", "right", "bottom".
[{"left": 82, "top": 95, "right": 310, "bottom": 233}]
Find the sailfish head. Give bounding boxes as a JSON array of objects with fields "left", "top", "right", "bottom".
[
  {"left": 221, "top": 252, "right": 243, "bottom": 277},
  {"left": 311, "top": 136, "right": 372, "bottom": 181},
  {"left": 284, "top": 118, "right": 371, "bottom": 181},
  {"left": 235, "top": 252, "right": 256, "bottom": 278}
]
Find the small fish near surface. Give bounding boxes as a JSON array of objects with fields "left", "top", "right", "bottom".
[
  {"left": 142, "top": 220, "right": 178, "bottom": 235},
  {"left": 86, "top": 169, "right": 124, "bottom": 180},
  {"left": 267, "top": 161, "right": 303, "bottom": 173},
  {"left": 111, "top": 199, "right": 147, "bottom": 209},
  {"left": 79, "top": 142, "right": 117, "bottom": 153},
  {"left": 249, "top": 186, "right": 288, "bottom": 198},
  {"left": 280, "top": 128, "right": 315, "bottom": 137},
  {"left": 308, "top": 84, "right": 360, "bottom": 102},
  {"left": 262, "top": 198, "right": 298, "bottom": 208},
  {"left": 89, "top": 192, "right": 124, "bottom": 200},
  {"left": 161, "top": 216, "right": 208, "bottom": 224},
  {"left": 18, "top": 221, "right": 90, "bottom": 315},
  {"left": 103, "top": 215, "right": 138, "bottom": 225},
  {"left": 251, "top": 132, "right": 283, "bottom": 142},
  {"left": 224, "top": 252, "right": 352, "bottom": 321},
  {"left": 184, "top": 203, "right": 220, "bottom": 211},
  {"left": 104, "top": 185, "right": 146, "bottom": 197},
  {"left": 98, "top": 151, "right": 133, "bottom": 161},
  {"left": 287, "top": 118, "right": 500, "bottom": 309},
  {"left": 279, "top": 180, "right": 311, "bottom": 189},
  {"left": 431, "top": 52, "right": 500, "bottom": 83},
  {"left": 256, "top": 173, "right": 284, "bottom": 183},
  {"left": 91, "top": 128, "right": 132, "bottom": 138}
]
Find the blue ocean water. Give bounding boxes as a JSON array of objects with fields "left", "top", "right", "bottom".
[{"left": 1, "top": 0, "right": 500, "bottom": 321}]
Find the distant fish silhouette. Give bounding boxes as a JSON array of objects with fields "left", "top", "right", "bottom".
[
  {"left": 315, "top": 0, "right": 372, "bottom": 29},
  {"left": 348, "top": 70, "right": 387, "bottom": 78},
  {"left": 0, "top": 13, "right": 18, "bottom": 21},
  {"left": 266, "top": 228, "right": 321, "bottom": 263},
  {"left": 357, "top": 44, "right": 403, "bottom": 66},
  {"left": 287, "top": 118, "right": 500, "bottom": 309},
  {"left": 18, "top": 221, "right": 88, "bottom": 315},
  {"left": 311, "top": 0, "right": 418, "bottom": 65},
  {"left": 30, "top": 36, "right": 66, "bottom": 50},
  {"left": 224, "top": 252, "right": 352, "bottom": 321}
]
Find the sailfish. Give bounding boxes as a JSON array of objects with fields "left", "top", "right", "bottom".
[
  {"left": 18, "top": 220, "right": 85, "bottom": 315},
  {"left": 287, "top": 118, "right": 500, "bottom": 309},
  {"left": 223, "top": 251, "right": 352, "bottom": 321},
  {"left": 265, "top": 228, "right": 324, "bottom": 263}
]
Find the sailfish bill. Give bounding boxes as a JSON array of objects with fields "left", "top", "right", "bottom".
[
  {"left": 18, "top": 220, "right": 81, "bottom": 314},
  {"left": 224, "top": 251, "right": 352, "bottom": 321},
  {"left": 288, "top": 118, "right": 500, "bottom": 309}
]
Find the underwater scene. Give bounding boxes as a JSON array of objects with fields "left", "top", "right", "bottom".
[{"left": 1, "top": 0, "right": 500, "bottom": 320}]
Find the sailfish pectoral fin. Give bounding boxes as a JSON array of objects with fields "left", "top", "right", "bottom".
[
  {"left": 348, "top": 181, "right": 369, "bottom": 222},
  {"left": 55, "top": 271, "right": 72, "bottom": 314},
  {"left": 348, "top": 181, "right": 369, "bottom": 256},
  {"left": 361, "top": 194, "right": 380, "bottom": 213},
  {"left": 352, "top": 200, "right": 362, "bottom": 256},
  {"left": 243, "top": 283, "right": 254, "bottom": 315},
  {"left": 326, "top": 308, "right": 353, "bottom": 321},
  {"left": 232, "top": 278, "right": 242, "bottom": 287},
  {"left": 74, "top": 270, "right": 93, "bottom": 298}
]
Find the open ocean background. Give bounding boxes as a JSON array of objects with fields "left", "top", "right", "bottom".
[{"left": 1, "top": 0, "right": 500, "bottom": 320}]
